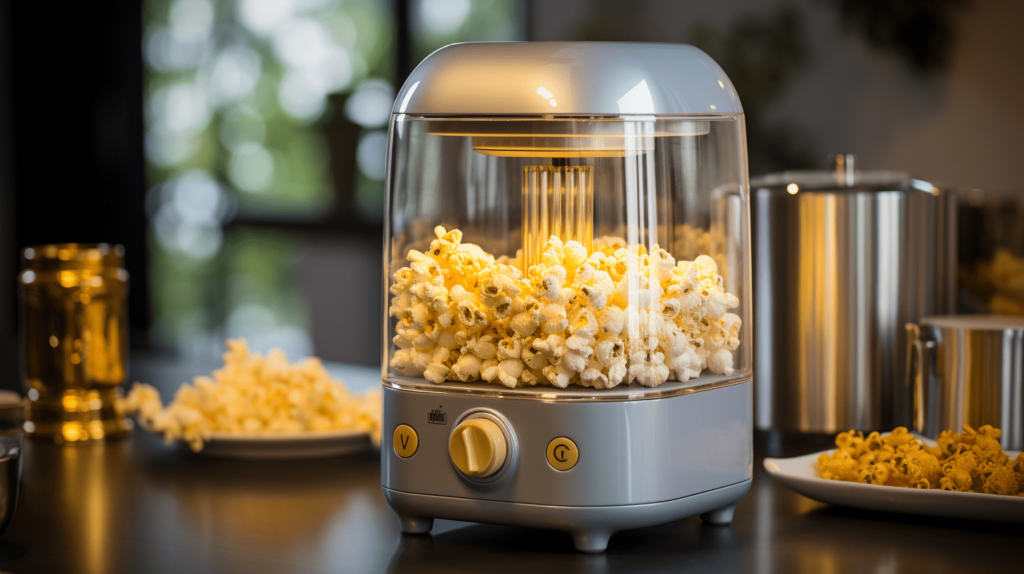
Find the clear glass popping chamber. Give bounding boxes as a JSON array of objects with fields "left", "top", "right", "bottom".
[{"left": 382, "top": 43, "right": 752, "bottom": 400}]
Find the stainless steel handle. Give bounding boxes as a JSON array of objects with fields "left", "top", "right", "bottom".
[{"left": 906, "top": 323, "right": 937, "bottom": 436}]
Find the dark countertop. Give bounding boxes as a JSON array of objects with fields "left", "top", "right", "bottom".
[{"left": 0, "top": 357, "right": 1020, "bottom": 574}]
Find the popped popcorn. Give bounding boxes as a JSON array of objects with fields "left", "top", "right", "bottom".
[
  {"left": 817, "top": 425, "right": 1024, "bottom": 497},
  {"left": 387, "top": 226, "right": 743, "bottom": 389},
  {"left": 961, "top": 248, "right": 1024, "bottom": 315},
  {"left": 122, "top": 339, "right": 382, "bottom": 452}
]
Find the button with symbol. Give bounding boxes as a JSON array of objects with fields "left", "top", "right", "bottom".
[
  {"left": 546, "top": 437, "right": 578, "bottom": 471},
  {"left": 393, "top": 424, "right": 419, "bottom": 458}
]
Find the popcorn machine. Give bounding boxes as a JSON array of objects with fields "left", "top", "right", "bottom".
[{"left": 380, "top": 42, "right": 753, "bottom": 552}]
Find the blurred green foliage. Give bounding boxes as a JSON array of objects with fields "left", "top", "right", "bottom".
[{"left": 144, "top": 0, "right": 523, "bottom": 355}]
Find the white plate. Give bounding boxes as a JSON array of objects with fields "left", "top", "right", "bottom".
[
  {"left": 140, "top": 422, "right": 374, "bottom": 461},
  {"left": 196, "top": 429, "right": 373, "bottom": 461},
  {"left": 764, "top": 448, "right": 1024, "bottom": 523}
]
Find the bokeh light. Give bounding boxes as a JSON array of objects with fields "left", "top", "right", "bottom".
[
  {"left": 228, "top": 142, "right": 275, "bottom": 193},
  {"left": 345, "top": 79, "right": 393, "bottom": 128},
  {"left": 277, "top": 70, "right": 329, "bottom": 120},
  {"left": 237, "top": 0, "right": 296, "bottom": 37},
  {"left": 150, "top": 170, "right": 230, "bottom": 261},
  {"left": 170, "top": 0, "right": 214, "bottom": 43},
  {"left": 418, "top": 0, "right": 471, "bottom": 36},
  {"left": 208, "top": 45, "right": 263, "bottom": 107},
  {"left": 356, "top": 130, "right": 387, "bottom": 181}
]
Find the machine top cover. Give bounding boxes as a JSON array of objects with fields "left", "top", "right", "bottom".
[{"left": 393, "top": 42, "right": 743, "bottom": 116}]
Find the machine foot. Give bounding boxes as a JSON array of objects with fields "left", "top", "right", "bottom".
[
  {"left": 571, "top": 530, "right": 612, "bottom": 553},
  {"left": 399, "top": 515, "right": 434, "bottom": 534},
  {"left": 700, "top": 503, "right": 737, "bottom": 525}
]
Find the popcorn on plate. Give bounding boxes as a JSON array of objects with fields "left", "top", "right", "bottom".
[{"left": 123, "top": 339, "right": 382, "bottom": 452}]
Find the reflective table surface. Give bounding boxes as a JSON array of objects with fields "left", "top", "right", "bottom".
[{"left": 0, "top": 356, "right": 1020, "bottom": 574}]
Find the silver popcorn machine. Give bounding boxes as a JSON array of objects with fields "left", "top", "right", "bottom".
[{"left": 380, "top": 42, "right": 753, "bottom": 552}]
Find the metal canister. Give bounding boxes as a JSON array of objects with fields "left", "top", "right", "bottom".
[
  {"left": 751, "top": 156, "right": 956, "bottom": 433},
  {"left": 907, "top": 315, "right": 1024, "bottom": 450},
  {"left": 18, "top": 244, "right": 130, "bottom": 442}
]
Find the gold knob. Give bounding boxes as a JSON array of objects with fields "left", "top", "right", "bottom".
[{"left": 449, "top": 418, "right": 507, "bottom": 478}]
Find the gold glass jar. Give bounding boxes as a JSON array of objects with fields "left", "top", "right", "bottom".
[{"left": 18, "top": 244, "right": 130, "bottom": 442}]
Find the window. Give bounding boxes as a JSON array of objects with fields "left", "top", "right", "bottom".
[{"left": 143, "top": 0, "right": 524, "bottom": 361}]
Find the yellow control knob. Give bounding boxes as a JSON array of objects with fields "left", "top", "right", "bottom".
[{"left": 448, "top": 418, "right": 507, "bottom": 478}]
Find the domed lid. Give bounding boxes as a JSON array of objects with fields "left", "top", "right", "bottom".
[{"left": 393, "top": 42, "right": 742, "bottom": 116}]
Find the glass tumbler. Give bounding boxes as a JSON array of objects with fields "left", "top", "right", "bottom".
[{"left": 18, "top": 244, "right": 130, "bottom": 443}]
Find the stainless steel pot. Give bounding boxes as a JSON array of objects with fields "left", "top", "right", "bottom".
[
  {"left": 751, "top": 157, "right": 956, "bottom": 433},
  {"left": 907, "top": 315, "right": 1024, "bottom": 450}
]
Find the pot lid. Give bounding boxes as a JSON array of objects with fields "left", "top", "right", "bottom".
[{"left": 751, "top": 154, "right": 941, "bottom": 195}]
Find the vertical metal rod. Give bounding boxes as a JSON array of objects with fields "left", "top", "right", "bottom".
[{"left": 522, "top": 165, "right": 594, "bottom": 270}]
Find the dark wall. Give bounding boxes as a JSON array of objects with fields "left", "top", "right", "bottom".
[
  {"left": 0, "top": 0, "right": 13, "bottom": 386},
  {"left": 7, "top": 2, "right": 149, "bottom": 357}
]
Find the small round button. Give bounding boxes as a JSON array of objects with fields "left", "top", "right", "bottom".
[
  {"left": 449, "top": 418, "right": 507, "bottom": 478},
  {"left": 393, "top": 424, "right": 419, "bottom": 458},
  {"left": 546, "top": 437, "right": 578, "bottom": 471}
]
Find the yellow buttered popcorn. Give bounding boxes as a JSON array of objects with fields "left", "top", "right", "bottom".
[
  {"left": 387, "top": 226, "right": 743, "bottom": 390},
  {"left": 817, "top": 425, "right": 1023, "bottom": 497},
  {"left": 122, "top": 339, "right": 382, "bottom": 452}
]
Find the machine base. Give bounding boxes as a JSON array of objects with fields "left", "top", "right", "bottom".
[{"left": 384, "top": 479, "right": 751, "bottom": 553}]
